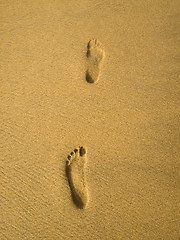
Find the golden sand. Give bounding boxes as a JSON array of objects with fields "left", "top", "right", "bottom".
[{"left": 1, "top": 0, "right": 179, "bottom": 239}]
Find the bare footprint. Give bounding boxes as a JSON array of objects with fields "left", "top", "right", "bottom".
[
  {"left": 66, "top": 146, "right": 89, "bottom": 209},
  {"left": 86, "top": 39, "right": 105, "bottom": 83}
]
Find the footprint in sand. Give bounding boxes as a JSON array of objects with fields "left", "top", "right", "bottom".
[
  {"left": 66, "top": 146, "right": 89, "bottom": 209},
  {"left": 86, "top": 39, "right": 105, "bottom": 83}
]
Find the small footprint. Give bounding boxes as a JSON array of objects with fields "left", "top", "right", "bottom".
[
  {"left": 66, "top": 146, "right": 89, "bottom": 209},
  {"left": 86, "top": 39, "right": 105, "bottom": 83}
]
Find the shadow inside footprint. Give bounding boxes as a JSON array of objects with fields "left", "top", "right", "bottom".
[{"left": 66, "top": 165, "right": 85, "bottom": 209}]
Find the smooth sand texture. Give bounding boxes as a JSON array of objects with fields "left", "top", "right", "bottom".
[{"left": 1, "top": 0, "right": 180, "bottom": 239}]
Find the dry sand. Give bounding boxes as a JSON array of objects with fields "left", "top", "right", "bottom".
[{"left": 1, "top": 0, "right": 180, "bottom": 239}]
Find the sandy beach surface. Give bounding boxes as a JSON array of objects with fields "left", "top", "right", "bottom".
[{"left": 1, "top": 1, "right": 180, "bottom": 239}]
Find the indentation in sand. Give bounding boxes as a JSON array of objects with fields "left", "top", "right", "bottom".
[
  {"left": 66, "top": 146, "right": 89, "bottom": 209},
  {"left": 86, "top": 39, "right": 105, "bottom": 83}
]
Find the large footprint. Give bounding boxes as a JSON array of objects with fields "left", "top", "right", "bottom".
[
  {"left": 66, "top": 146, "right": 89, "bottom": 209},
  {"left": 86, "top": 39, "right": 105, "bottom": 83}
]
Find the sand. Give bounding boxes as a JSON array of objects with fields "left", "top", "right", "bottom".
[{"left": 1, "top": 0, "right": 180, "bottom": 239}]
